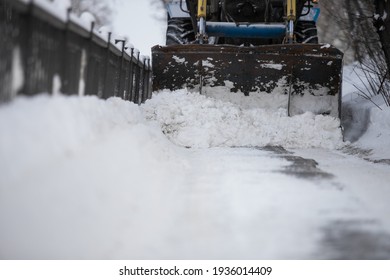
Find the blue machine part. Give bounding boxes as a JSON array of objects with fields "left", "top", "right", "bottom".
[
  {"left": 206, "top": 22, "right": 286, "bottom": 38},
  {"left": 299, "top": 7, "right": 320, "bottom": 22}
]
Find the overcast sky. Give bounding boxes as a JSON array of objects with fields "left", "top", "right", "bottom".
[{"left": 112, "top": 0, "right": 167, "bottom": 57}]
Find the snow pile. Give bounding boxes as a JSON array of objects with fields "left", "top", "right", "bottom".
[
  {"left": 342, "top": 64, "right": 390, "bottom": 160},
  {"left": 343, "top": 94, "right": 390, "bottom": 159},
  {"left": 143, "top": 89, "right": 344, "bottom": 149},
  {"left": 0, "top": 94, "right": 189, "bottom": 259},
  {"left": 0, "top": 94, "right": 181, "bottom": 187}
]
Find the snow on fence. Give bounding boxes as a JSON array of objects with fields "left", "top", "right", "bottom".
[{"left": 0, "top": 0, "right": 152, "bottom": 104}]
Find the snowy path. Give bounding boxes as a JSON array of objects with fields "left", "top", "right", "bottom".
[
  {"left": 161, "top": 147, "right": 390, "bottom": 259},
  {"left": 2, "top": 143, "right": 390, "bottom": 259}
]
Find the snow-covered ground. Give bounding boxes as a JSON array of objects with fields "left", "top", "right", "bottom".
[
  {"left": 1, "top": 0, "right": 390, "bottom": 260},
  {"left": 1, "top": 65, "right": 390, "bottom": 259}
]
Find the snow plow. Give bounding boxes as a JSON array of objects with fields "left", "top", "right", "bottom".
[{"left": 152, "top": 0, "right": 343, "bottom": 117}]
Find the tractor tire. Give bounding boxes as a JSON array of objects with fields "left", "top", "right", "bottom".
[
  {"left": 295, "top": 21, "right": 318, "bottom": 44},
  {"left": 166, "top": 18, "right": 195, "bottom": 45}
]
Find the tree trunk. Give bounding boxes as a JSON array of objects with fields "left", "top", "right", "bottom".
[{"left": 374, "top": 0, "right": 390, "bottom": 75}]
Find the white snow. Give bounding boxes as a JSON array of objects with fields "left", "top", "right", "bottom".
[
  {"left": 383, "top": 11, "right": 388, "bottom": 21},
  {"left": 202, "top": 60, "right": 215, "bottom": 68},
  {"left": 33, "top": 0, "right": 68, "bottom": 22},
  {"left": 80, "top": 11, "right": 96, "bottom": 27},
  {"left": 143, "top": 89, "right": 343, "bottom": 149},
  {"left": 0, "top": 95, "right": 190, "bottom": 259},
  {"left": 1, "top": 61, "right": 389, "bottom": 259},
  {"left": 52, "top": 74, "right": 62, "bottom": 95},
  {"left": 52, "top": 0, "right": 71, "bottom": 11},
  {"left": 260, "top": 63, "right": 284, "bottom": 70},
  {"left": 78, "top": 49, "right": 87, "bottom": 96},
  {"left": 11, "top": 46, "right": 24, "bottom": 98},
  {"left": 172, "top": 55, "right": 186, "bottom": 64}
]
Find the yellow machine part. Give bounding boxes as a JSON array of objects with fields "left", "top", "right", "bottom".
[
  {"left": 197, "top": 0, "right": 207, "bottom": 18},
  {"left": 287, "top": 0, "right": 297, "bottom": 20}
]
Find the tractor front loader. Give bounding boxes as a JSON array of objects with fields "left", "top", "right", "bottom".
[{"left": 152, "top": 0, "right": 343, "bottom": 117}]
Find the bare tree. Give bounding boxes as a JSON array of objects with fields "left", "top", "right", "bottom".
[
  {"left": 374, "top": 0, "right": 390, "bottom": 74},
  {"left": 319, "top": 0, "right": 389, "bottom": 106},
  {"left": 372, "top": 0, "right": 390, "bottom": 105},
  {"left": 70, "top": 0, "right": 118, "bottom": 28}
]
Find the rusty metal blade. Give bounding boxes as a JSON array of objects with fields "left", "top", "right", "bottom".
[{"left": 151, "top": 44, "right": 343, "bottom": 117}]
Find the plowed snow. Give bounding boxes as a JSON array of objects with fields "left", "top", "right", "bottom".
[{"left": 143, "top": 89, "right": 344, "bottom": 149}]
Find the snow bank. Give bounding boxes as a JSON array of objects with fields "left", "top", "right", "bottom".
[
  {"left": 143, "top": 89, "right": 344, "bottom": 149},
  {"left": 0, "top": 89, "right": 344, "bottom": 189},
  {"left": 0, "top": 94, "right": 181, "bottom": 186},
  {"left": 343, "top": 94, "right": 390, "bottom": 159},
  {"left": 0, "top": 94, "right": 189, "bottom": 259},
  {"left": 342, "top": 64, "right": 390, "bottom": 160}
]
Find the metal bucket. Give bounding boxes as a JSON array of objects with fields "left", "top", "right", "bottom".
[{"left": 152, "top": 44, "right": 343, "bottom": 117}]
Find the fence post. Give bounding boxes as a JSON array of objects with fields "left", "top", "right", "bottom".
[
  {"left": 1, "top": 0, "right": 18, "bottom": 101},
  {"left": 147, "top": 58, "right": 152, "bottom": 100},
  {"left": 127, "top": 46, "right": 134, "bottom": 102},
  {"left": 124, "top": 44, "right": 134, "bottom": 101},
  {"left": 141, "top": 57, "right": 147, "bottom": 103},
  {"left": 22, "top": 0, "right": 35, "bottom": 96},
  {"left": 133, "top": 50, "right": 140, "bottom": 104},
  {"left": 115, "top": 39, "right": 126, "bottom": 99},
  {"left": 83, "top": 20, "right": 94, "bottom": 96},
  {"left": 61, "top": 7, "right": 72, "bottom": 95},
  {"left": 102, "top": 32, "right": 111, "bottom": 99}
]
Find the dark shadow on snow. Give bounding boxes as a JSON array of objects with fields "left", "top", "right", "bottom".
[
  {"left": 341, "top": 102, "right": 371, "bottom": 143},
  {"left": 318, "top": 220, "right": 390, "bottom": 259},
  {"left": 257, "top": 146, "right": 334, "bottom": 179}
]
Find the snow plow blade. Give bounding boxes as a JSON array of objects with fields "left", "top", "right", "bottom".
[{"left": 152, "top": 44, "right": 343, "bottom": 118}]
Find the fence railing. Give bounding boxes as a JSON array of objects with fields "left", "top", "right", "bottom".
[{"left": 0, "top": 0, "right": 152, "bottom": 104}]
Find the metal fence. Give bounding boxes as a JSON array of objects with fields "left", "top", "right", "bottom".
[{"left": 0, "top": 0, "right": 152, "bottom": 104}]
